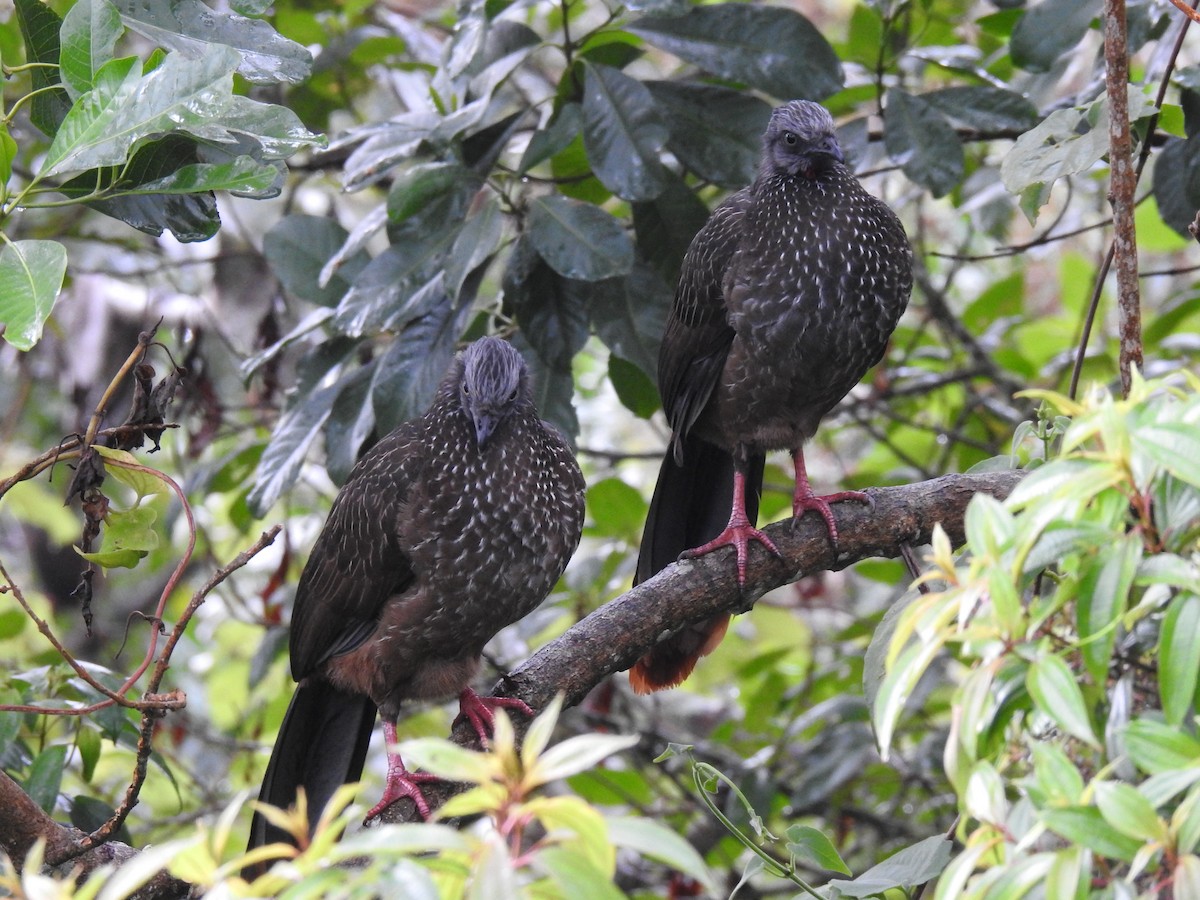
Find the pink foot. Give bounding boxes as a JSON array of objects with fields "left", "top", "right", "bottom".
[
  {"left": 680, "top": 466, "right": 780, "bottom": 585},
  {"left": 792, "top": 449, "right": 869, "bottom": 546},
  {"left": 366, "top": 720, "right": 440, "bottom": 821},
  {"left": 682, "top": 521, "right": 779, "bottom": 586},
  {"left": 454, "top": 687, "right": 534, "bottom": 747}
]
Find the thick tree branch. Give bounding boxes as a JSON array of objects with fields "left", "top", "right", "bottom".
[{"left": 377, "top": 469, "right": 1025, "bottom": 823}]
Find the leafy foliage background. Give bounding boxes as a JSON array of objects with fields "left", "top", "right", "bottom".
[{"left": 3, "top": 0, "right": 1200, "bottom": 895}]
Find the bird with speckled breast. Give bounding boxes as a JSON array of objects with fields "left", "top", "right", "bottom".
[
  {"left": 248, "top": 337, "right": 586, "bottom": 855},
  {"left": 630, "top": 99, "right": 913, "bottom": 694}
]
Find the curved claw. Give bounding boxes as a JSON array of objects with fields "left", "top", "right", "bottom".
[
  {"left": 369, "top": 720, "right": 440, "bottom": 821},
  {"left": 454, "top": 687, "right": 534, "bottom": 747}
]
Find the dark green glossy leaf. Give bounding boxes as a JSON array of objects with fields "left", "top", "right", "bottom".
[
  {"left": 14, "top": 0, "right": 72, "bottom": 137},
  {"left": 247, "top": 380, "right": 340, "bottom": 515},
  {"left": 632, "top": 170, "right": 711, "bottom": 285},
  {"left": 324, "top": 363, "right": 376, "bottom": 486},
  {"left": 884, "top": 89, "right": 963, "bottom": 198},
  {"left": 1152, "top": 135, "right": 1200, "bottom": 235},
  {"left": 370, "top": 292, "right": 472, "bottom": 435},
  {"left": 69, "top": 795, "right": 131, "bottom": 843},
  {"left": 503, "top": 238, "right": 588, "bottom": 371},
  {"left": 527, "top": 195, "right": 634, "bottom": 282},
  {"left": 644, "top": 81, "right": 771, "bottom": 187},
  {"left": 444, "top": 196, "right": 504, "bottom": 300},
  {"left": 587, "top": 264, "right": 670, "bottom": 378},
  {"left": 921, "top": 86, "right": 1038, "bottom": 132},
  {"left": 581, "top": 61, "right": 668, "bottom": 202},
  {"left": 387, "top": 161, "right": 473, "bottom": 223},
  {"left": 630, "top": 5, "right": 842, "bottom": 100},
  {"left": 264, "top": 215, "right": 369, "bottom": 308},
  {"left": 113, "top": 0, "right": 312, "bottom": 84},
  {"left": 25, "top": 744, "right": 68, "bottom": 812},
  {"left": 520, "top": 104, "right": 583, "bottom": 174},
  {"left": 1011, "top": 0, "right": 1098, "bottom": 73}
]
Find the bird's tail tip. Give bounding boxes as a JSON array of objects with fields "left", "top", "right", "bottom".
[{"left": 627, "top": 614, "right": 731, "bottom": 694}]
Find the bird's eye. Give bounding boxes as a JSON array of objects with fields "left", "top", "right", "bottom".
[
  {"left": 783, "top": 131, "right": 798, "bottom": 146},
  {"left": 462, "top": 384, "right": 471, "bottom": 395},
  {"left": 508, "top": 389, "right": 518, "bottom": 402}
]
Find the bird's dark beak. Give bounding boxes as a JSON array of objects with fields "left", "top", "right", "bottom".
[
  {"left": 474, "top": 413, "right": 496, "bottom": 448},
  {"left": 817, "top": 135, "right": 844, "bottom": 163}
]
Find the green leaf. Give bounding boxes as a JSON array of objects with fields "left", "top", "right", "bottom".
[
  {"left": 43, "top": 47, "right": 320, "bottom": 179},
  {"left": 0, "top": 125, "right": 15, "bottom": 184},
  {"left": 444, "top": 196, "right": 504, "bottom": 300},
  {"left": 95, "top": 446, "right": 167, "bottom": 498},
  {"left": 1041, "top": 806, "right": 1143, "bottom": 862},
  {"left": 644, "top": 81, "right": 772, "bottom": 187},
  {"left": 826, "top": 835, "right": 953, "bottom": 897},
  {"left": 631, "top": 170, "right": 711, "bottom": 285},
  {"left": 1124, "top": 718, "right": 1200, "bottom": 773},
  {"left": 588, "top": 265, "right": 669, "bottom": 379},
  {"left": 369, "top": 291, "right": 471, "bottom": 435},
  {"left": 1159, "top": 593, "right": 1200, "bottom": 726},
  {"left": 1152, "top": 135, "right": 1200, "bottom": 236},
  {"left": 1078, "top": 535, "right": 1141, "bottom": 681},
  {"left": 247, "top": 381, "right": 339, "bottom": 515},
  {"left": 1011, "top": 0, "right": 1099, "bottom": 73},
  {"left": 537, "top": 845, "right": 623, "bottom": 900},
  {"left": 921, "top": 86, "right": 1038, "bottom": 132},
  {"left": 0, "top": 239, "right": 68, "bottom": 351},
  {"left": 77, "top": 727, "right": 101, "bottom": 783},
  {"left": 526, "top": 195, "right": 634, "bottom": 282},
  {"left": 14, "top": 0, "right": 73, "bottom": 137},
  {"left": 1134, "top": 424, "right": 1200, "bottom": 488},
  {"left": 264, "top": 215, "right": 368, "bottom": 308},
  {"left": 1094, "top": 781, "right": 1165, "bottom": 843},
  {"left": 630, "top": 5, "right": 843, "bottom": 100},
  {"left": 505, "top": 246, "right": 589, "bottom": 370},
  {"left": 59, "top": 0, "right": 123, "bottom": 98},
  {"left": 586, "top": 477, "right": 649, "bottom": 539},
  {"left": 133, "top": 155, "right": 281, "bottom": 197},
  {"left": 884, "top": 89, "right": 963, "bottom": 198},
  {"left": 25, "top": 744, "right": 68, "bottom": 812},
  {"left": 608, "top": 355, "right": 659, "bottom": 419},
  {"left": 786, "top": 824, "right": 852, "bottom": 875},
  {"left": 608, "top": 817, "right": 716, "bottom": 893},
  {"left": 387, "top": 161, "right": 472, "bottom": 223},
  {"left": 1026, "top": 653, "right": 1099, "bottom": 747},
  {"left": 580, "top": 61, "right": 668, "bottom": 202},
  {"left": 112, "top": 0, "right": 312, "bottom": 84},
  {"left": 534, "top": 732, "right": 640, "bottom": 784},
  {"left": 76, "top": 505, "right": 158, "bottom": 569}
]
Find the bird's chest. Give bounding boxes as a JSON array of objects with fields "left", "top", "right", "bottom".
[
  {"left": 718, "top": 180, "right": 898, "bottom": 446},
  {"left": 402, "top": 434, "right": 570, "bottom": 636}
]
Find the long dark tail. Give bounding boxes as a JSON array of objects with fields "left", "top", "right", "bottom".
[
  {"left": 629, "top": 435, "right": 764, "bottom": 693},
  {"left": 246, "top": 680, "right": 376, "bottom": 856}
]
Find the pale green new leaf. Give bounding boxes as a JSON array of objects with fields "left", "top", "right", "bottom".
[
  {"left": 397, "top": 738, "right": 496, "bottom": 785},
  {"left": 1026, "top": 654, "right": 1099, "bottom": 747},
  {"left": 608, "top": 817, "right": 716, "bottom": 892},
  {"left": 133, "top": 156, "right": 281, "bottom": 197},
  {"left": 1094, "top": 782, "right": 1165, "bottom": 843},
  {"left": 0, "top": 239, "right": 68, "bottom": 351},
  {"left": 785, "top": 824, "right": 851, "bottom": 875},
  {"left": 533, "top": 732, "right": 639, "bottom": 784},
  {"left": 1158, "top": 593, "right": 1200, "bottom": 726}
]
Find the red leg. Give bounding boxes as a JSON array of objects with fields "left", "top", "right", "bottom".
[
  {"left": 682, "top": 466, "right": 780, "bottom": 585},
  {"left": 365, "top": 720, "right": 438, "bottom": 821},
  {"left": 454, "top": 687, "right": 534, "bottom": 747},
  {"left": 791, "top": 448, "right": 869, "bottom": 546}
]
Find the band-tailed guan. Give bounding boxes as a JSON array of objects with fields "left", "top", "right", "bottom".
[
  {"left": 248, "top": 337, "right": 586, "bottom": 853},
  {"left": 630, "top": 100, "right": 913, "bottom": 693}
]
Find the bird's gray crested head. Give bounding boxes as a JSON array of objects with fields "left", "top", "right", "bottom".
[
  {"left": 761, "top": 99, "right": 843, "bottom": 180},
  {"left": 457, "top": 336, "right": 530, "bottom": 448}
]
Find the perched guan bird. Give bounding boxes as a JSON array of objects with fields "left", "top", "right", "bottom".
[
  {"left": 248, "top": 337, "right": 586, "bottom": 853},
  {"left": 630, "top": 100, "right": 913, "bottom": 694}
]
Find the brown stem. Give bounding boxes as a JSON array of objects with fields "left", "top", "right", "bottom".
[{"left": 1104, "top": 0, "right": 1142, "bottom": 397}]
